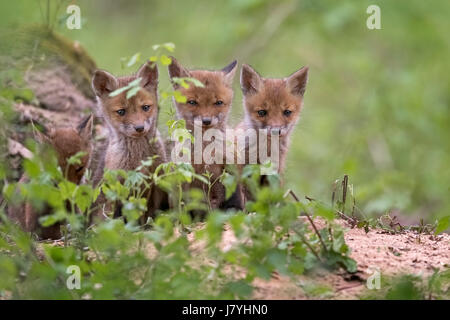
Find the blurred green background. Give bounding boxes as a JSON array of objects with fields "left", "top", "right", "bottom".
[{"left": 1, "top": 0, "right": 449, "bottom": 222}]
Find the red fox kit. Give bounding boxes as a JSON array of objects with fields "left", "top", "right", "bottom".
[
  {"left": 8, "top": 115, "right": 93, "bottom": 239},
  {"left": 168, "top": 57, "right": 238, "bottom": 210},
  {"left": 92, "top": 61, "right": 167, "bottom": 220},
  {"left": 237, "top": 64, "right": 309, "bottom": 176}
]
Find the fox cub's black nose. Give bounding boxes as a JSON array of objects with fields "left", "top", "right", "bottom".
[
  {"left": 134, "top": 125, "right": 145, "bottom": 133},
  {"left": 202, "top": 118, "right": 212, "bottom": 126}
]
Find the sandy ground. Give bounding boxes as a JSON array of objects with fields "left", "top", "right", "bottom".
[
  {"left": 251, "top": 220, "right": 450, "bottom": 299},
  {"left": 184, "top": 217, "right": 449, "bottom": 299}
]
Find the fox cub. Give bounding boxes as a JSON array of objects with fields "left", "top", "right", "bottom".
[
  {"left": 168, "top": 57, "right": 238, "bottom": 210},
  {"left": 237, "top": 64, "right": 309, "bottom": 182},
  {"left": 8, "top": 116, "right": 93, "bottom": 239},
  {"left": 92, "top": 61, "right": 168, "bottom": 220}
]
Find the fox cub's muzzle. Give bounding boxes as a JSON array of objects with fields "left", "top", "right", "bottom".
[
  {"left": 193, "top": 116, "right": 219, "bottom": 128},
  {"left": 134, "top": 125, "right": 145, "bottom": 133}
]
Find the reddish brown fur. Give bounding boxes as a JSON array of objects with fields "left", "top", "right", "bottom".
[
  {"left": 8, "top": 116, "right": 93, "bottom": 239},
  {"left": 48, "top": 127, "right": 92, "bottom": 183},
  {"left": 242, "top": 79, "right": 303, "bottom": 133},
  {"left": 235, "top": 64, "right": 308, "bottom": 204},
  {"left": 92, "top": 62, "right": 167, "bottom": 220},
  {"left": 168, "top": 57, "right": 238, "bottom": 210},
  {"left": 100, "top": 86, "right": 161, "bottom": 171},
  {"left": 237, "top": 64, "right": 309, "bottom": 174},
  {"left": 168, "top": 57, "right": 236, "bottom": 131},
  {"left": 176, "top": 71, "right": 232, "bottom": 129}
]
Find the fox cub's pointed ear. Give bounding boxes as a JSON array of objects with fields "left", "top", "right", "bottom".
[
  {"left": 92, "top": 70, "right": 118, "bottom": 97},
  {"left": 77, "top": 114, "right": 94, "bottom": 142},
  {"left": 32, "top": 122, "right": 54, "bottom": 145},
  {"left": 221, "top": 60, "right": 237, "bottom": 87},
  {"left": 240, "top": 64, "right": 262, "bottom": 95},
  {"left": 137, "top": 61, "right": 158, "bottom": 92},
  {"left": 286, "top": 66, "right": 309, "bottom": 96},
  {"left": 168, "top": 56, "right": 190, "bottom": 88}
]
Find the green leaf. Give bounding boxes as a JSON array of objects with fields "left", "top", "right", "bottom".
[
  {"left": 267, "top": 248, "right": 288, "bottom": 275},
  {"left": 173, "top": 91, "right": 187, "bottom": 103},
  {"left": 435, "top": 216, "right": 450, "bottom": 235},
  {"left": 67, "top": 151, "right": 87, "bottom": 166},
  {"left": 127, "top": 52, "right": 141, "bottom": 67},
  {"left": 171, "top": 77, "right": 189, "bottom": 89},
  {"left": 127, "top": 77, "right": 143, "bottom": 88},
  {"left": 2, "top": 183, "right": 17, "bottom": 201},
  {"left": 185, "top": 77, "right": 205, "bottom": 88},
  {"left": 23, "top": 159, "right": 40, "bottom": 178},
  {"left": 0, "top": 257, "right": 17, "bottom": 289},
  {"left": 229, "top": 213, "right": 245, "bottom": 237},
  {"left": 385, "top": 276, "right": 424, "bottom": 300},
  {"left": 108, "top": 85, "right": 129, "bottom": 97},
  {"left": 152, "top": 42, "right": 175, "bottom": 52},
  {"left": 225, "top": 280, "right": 253, "bottom": 299},
  {"left": 75, "top": 185, "right": 93, "bottom": 213},
  {"left": 58, "top": 181, "right": 77, "bottom": 200},
  {"left": 126, "top": 85, "right": 140, "bottom": 99},
  {"left": 39, "top": 210, "right": 66, "bottom": 227},
  {"left": 162, "top": 42, "right": 175, "bottom": 52},
  {"left": 172, "top": 77, "right": 205, "bottom": 89},
  {"left": 221, "top": 171, "right": 237, "bottom": 200},
  {"left": 109, "top": 77, "right": 142, "bottom": 98},
  {"left": 160, "top": 55, "right": 172, "bottom": 66},
  {"left": 313, "top": 203, "right": 335, "bottom": 221}
]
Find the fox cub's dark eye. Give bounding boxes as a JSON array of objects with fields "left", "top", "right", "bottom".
[
  {"left": 214, "top": 100, "right": 223, "bottom": 106},
  {"left": 283, "top": 110, "right": 292, "bottom": 116},
  {"left": 257, "top": 110, "right": 267, "bottom": 117},
  {"left": 142, "top": 105, "right": 151, "bottom": 112},
  {"left": 116, "top": 109, "right": 126, "bottom": 116},
  {"left": 187, "top": 100, "right": 198, "bottom": 105}
]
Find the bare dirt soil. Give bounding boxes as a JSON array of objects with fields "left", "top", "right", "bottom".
[
  {"left": 251, "top": 219, "right": 450, "bottom": 299},
  {"left": 183, "top": 217, "right": 449, "bottom": 299}
]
